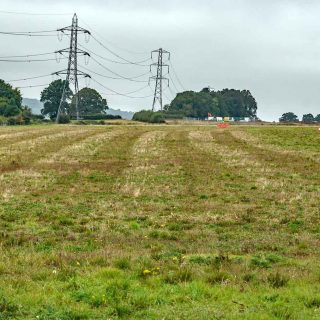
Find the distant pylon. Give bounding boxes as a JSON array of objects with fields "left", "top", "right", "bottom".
[
  {"left": 149, "top": 48, "right": 170, "bottom": 111},
  {"left": 55, "top": 13, "right": 91, "bottom": 122}
]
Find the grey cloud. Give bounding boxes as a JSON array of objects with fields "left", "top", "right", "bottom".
[{"left": 1, "top": 0, "right": 320, "bottom": 120}]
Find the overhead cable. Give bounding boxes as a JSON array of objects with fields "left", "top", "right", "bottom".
[
  {"left": 0, "top": 10, "right": 71, "bottom": 16},
  {"left": 16, "top": 83, "right": 50, "bottom": 89},
  {"left": 79, "top": 18, "right": 149, "bottom": 55},
  {"left": 91, "top": 77, "right": 153, "bottom": 99},
  {"left": 169, "top": 60, "right": 185, "bottom": 91},
  {"left": 90, "top": 56, "right": 150, "bottom": 82},
  {"left": 8, "top": 74, "right": 54, "bottom": 82}
]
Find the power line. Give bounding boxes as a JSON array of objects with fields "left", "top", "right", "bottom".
[
  {"left": 169, "top": 60, "right": 185, "bottom": 91},
  {"left": 0, "top": 10, "right": 72, "bottom": 16},
  {"left": 163, "top": 91, "right": 172, "bottom": 102},
  {"left": 8, "top": 74, "right": 54, "bottom": 82},
  {"left": 106, "top": 84, "right": 150, "bottom": 96},
  {"left": 168, "top": 73, "right": 180, "bottom": 93},
  {"left": 79, "top": 18, "right": 149, "bottom": 55},
  {"left": 0, "top": 31, "right": 57, "bottom": 37},
  {"left": 168, "top": 85, "right": 178, "bottom": 98},
  {"left": 91, "top": 34, "right": 151, "bottom": 66},
  {"left": 92, "top": 77, "right": 153, "bottom": 99},
  {"left": 90, "top": 56, "right": 149, "bottom": 82},
  {"left": 16, "top": 83, "right": 50, "bottom": 89},
  {"left": 78, "top": 63, "right": 147, "bottom": 81},
  {"left": 0, "top": 29, "right": 57, "bottom": 34},
  {"left": 77, "top": 42, "right": 150, "bottom": 66},
  {"left": 0, "top": 57, "right": 67, "bottom": 62},
  {"left": 0, "top": 52, "right": 56, "bottom": 58}
]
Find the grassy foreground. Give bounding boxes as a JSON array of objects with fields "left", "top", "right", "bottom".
[{"left": 0, "top": 124, "right": 319, "bottom": 319}]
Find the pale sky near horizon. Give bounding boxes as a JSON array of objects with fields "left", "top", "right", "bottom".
[{"left": 0, "top": 0, "right": 320, "bottom": 120}]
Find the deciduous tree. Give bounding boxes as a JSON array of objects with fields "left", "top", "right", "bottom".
[
  {"left": 302, "top": 113, "right": 314, "bottom": 123},
  {"left": 279, "top": 112, "right": 299, "bottom": 123},
  {"left": 40, "top": 80, "right": 72, "bottom": 120},
  {"left": 70, "top": 87, "right": 108, "bottom": 117}
]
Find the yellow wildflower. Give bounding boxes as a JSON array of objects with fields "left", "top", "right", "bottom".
[{"left": 143, "top": 269, "right": 151, "bottom": 275}]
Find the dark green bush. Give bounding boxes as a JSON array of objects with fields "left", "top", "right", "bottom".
[
  {"left": 133, "top": 110, "right": 165, "bottom": 123},
  {"left": 7, "top": 117, "right": 16, "bottom": 125},
  {"left": 58, "top": 114, "right": 70, "bottom": 124}
]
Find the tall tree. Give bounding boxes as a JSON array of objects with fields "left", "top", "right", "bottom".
[
  {"left": 302, "top": 113, "right": 315, "bottom": 123},
  {"left": 40, "top": 80, "right": 72, "bottom": 120},
  {"left": 0, "top": 79, "right": 22, "bottom": 117},
  {"left": 279, "top": 112, "right": 299, "bottom": 123},
  {"left": 241, "top": 90, "right": 258, "bottom": 118},
  {"left": 70, "top": 87, "right": 108, "bottom": 117},
  {"left": 315, "top": 114, "right": 320, "bottom": 123}
]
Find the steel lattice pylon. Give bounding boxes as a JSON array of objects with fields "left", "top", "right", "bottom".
[
  {"left": 149, "top": 48, "right": 170, "bottom": 111},
  {"left": 55, "top": 13, "right": 91, "bottom": 122}
]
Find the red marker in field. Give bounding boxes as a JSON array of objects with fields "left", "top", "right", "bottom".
[{"left": 217, "top": 123, "right": 230, "bottom": 129}]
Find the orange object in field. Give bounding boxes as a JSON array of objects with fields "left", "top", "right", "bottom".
[{"left": 217, "top": 123, "right": 230, "bottom": 128}]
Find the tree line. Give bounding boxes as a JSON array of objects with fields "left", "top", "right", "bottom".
[
  {"left": 0, "top": 79, "right": 37, "bottom": 125},
  {"left": 279, "top": 112, "right": 320, "bottom": 123},
  {"left": 0, "top": 78, "right": 113, "bottom": 125},
  {"left": 163, "top": 88, "right": 258, "bottom": 119}
]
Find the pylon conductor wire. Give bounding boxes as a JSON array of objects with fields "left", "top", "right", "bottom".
[
  {"left": 55, "top": 13, "right": 91, "bottom": 122},
  {"left": 149, "top": 48, "right": 170, "bottom": 111}
]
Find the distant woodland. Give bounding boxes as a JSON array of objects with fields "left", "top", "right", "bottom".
[{"left": 164, "top": 88, "right": 258, "bottom": 119}]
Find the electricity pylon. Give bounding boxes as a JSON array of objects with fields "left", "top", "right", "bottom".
[
  {"left": 55, "top": 13, "right": 91, "bottom": 122},
  {"left": 149, "top": 48, "right": 170, "bottom": 111}
]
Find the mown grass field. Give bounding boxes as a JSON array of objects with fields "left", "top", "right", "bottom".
[{"left": 0, "top": 124, "right": 319, "bottom": 319}]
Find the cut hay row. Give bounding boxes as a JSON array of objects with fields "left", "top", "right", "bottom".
[
  {"left": 39, "top": 128, "right": 125, "bottom": 164},
  {"left": 230, "top": 129, "right": 320, "bottom": 163},
  {"left": 0, "top": 126, "right": 84, "bottom": 147},
  {"left": 121, "top": 130, "right": 168, "bottom": 197}
]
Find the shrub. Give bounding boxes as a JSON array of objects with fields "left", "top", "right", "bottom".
[
  {"left": 0, "top": 115, "right": 7, "bottom": 125},
  {"left": 58, "top": 114, "right": 70, "bottom": 124},
  {"left": 133, "top": 110, "right": 165, "bottom": 123},
  {"left": 150, "top": 113, "right": 165, "bottom": 123},
  {"left": 7, "top": 117, "right": 16, "bottom": 125}
]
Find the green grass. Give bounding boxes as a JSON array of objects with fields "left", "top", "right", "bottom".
[{"left": 0, "top": 124, "right": 319, "bottom": 319}]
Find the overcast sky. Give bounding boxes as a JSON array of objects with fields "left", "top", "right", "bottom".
[{"left": 1, "top": 0, "right": 320, "bottom": 120}]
